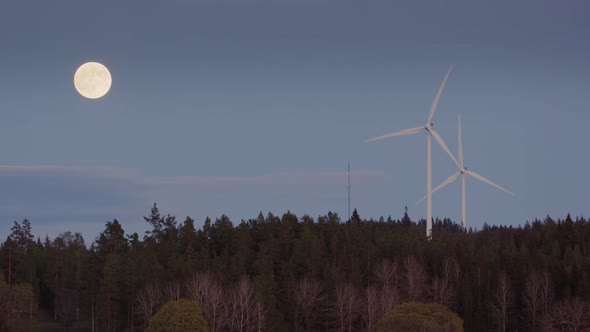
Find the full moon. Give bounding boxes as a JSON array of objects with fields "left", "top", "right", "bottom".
[{"left": 74, "top": 62, "right": 112, "bottom": 99}]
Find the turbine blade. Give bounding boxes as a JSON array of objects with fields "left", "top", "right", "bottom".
[
  {"left": 417, "top": 171, "right": 460, "bottom": 204},
  {"left": 465, "top": 170, "right": 514, "bottom": 196},
  {"left": 426, "top": 65, "right": 454, "bottom": 125},
  {"left": 458, "top": 114, "right": 464, "bottom": 168},
  {"left": 365, "top": 126, "right": 423, "bottom": 142},
  {"left": 429, "top": 129, "right": 461, "bottom": 169}
]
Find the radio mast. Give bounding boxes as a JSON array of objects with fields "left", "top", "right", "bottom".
[{"left": 348, "top": 161, "right": 351, "bottom": 222}]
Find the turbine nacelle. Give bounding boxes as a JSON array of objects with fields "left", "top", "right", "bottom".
[
  {"left": 365, "top": 65, "right": 455, "bottom": 240},
  {"left": 417, "top": 115, "right": 513, "bottom": 231}
]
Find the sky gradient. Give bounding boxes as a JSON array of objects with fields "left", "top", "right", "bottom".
[{"left": 1, "top": 0, "right": 589, "bottom": 242}]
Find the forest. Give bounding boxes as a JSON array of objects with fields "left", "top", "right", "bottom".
[{"left": 1, "top": 203, "right": 590, "bottom": 331}]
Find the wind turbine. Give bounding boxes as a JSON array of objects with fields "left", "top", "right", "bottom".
[
  {"left": 366, "top": 65, "right": 460, "bottom": 239},
  {"left": 418, "top": 114, "right": 513, "bottom": 231}
]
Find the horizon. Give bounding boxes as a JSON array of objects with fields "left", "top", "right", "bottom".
[{"left": 2, "top": 206, "right": 584, "bottom": 246}]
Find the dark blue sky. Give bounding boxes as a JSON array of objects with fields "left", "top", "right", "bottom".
[{"left": 1, "top": 0, "right": 589, "bottom": 242}]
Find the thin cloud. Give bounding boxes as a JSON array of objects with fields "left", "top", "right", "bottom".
[
  {"left": 0, "top": 165, "right": 392, "bottom": 234},
  {"left": 0, "top": 165, "right": 399, "bottom": 241},
  {"left": 163, "top": 170, "right": 388, "bottom": 187},
  {"left": 0, "top": 165, "right": 149, "bottom": 208}
]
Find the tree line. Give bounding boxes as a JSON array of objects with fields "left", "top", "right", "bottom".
[{"left": 1, "top": 204, "right": 590, "bottom": 331}]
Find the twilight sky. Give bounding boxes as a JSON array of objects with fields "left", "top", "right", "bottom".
[{"left": 1, "top": 0, "right": 589, "bottom": 242}]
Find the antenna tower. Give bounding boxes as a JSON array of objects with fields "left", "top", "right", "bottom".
[{"left": 348, "top": 161, "right": 351, "bottom": 222}]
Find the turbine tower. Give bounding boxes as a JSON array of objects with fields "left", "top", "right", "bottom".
[
  {"left": 366, "top": 65, "right": 459, "bottom": 238},
  {"left": 418, "top": 114, "right": 513, "bottom": 231}
]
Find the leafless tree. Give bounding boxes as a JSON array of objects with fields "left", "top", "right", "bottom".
[
  {"left": 295, "top": 277, "right": 325, "bottom": 331},
  {"left": 548, "top": 298, "right": 590, "bottom": 332},
  {"left": 522, "top": 271, "right": 554, "bottom": 331},
  {"left": 209, "top": 286, "right": 228, "bottom": 332},
  {"left": 363, "top": 285, "right": 380, "bottom": 332},
  {"left": 539, "top": 271, "right": 554, "bottom": 329},
  {"left": 403, "top": 256, "right": 428, "bottom": 302},
  {"left": 136, "top": 283, "right": 161, "bottom": 326},
  {"left": 379, "top": 284, "right": 401, "bottom": 317},
  {"left": 228, "top": 277, "right": 258, "bottom": 332},
  {"left": 163, "top": 280, "right": 182, "bottom": 302},
  {"left": 491, "top": 272, "right": 512, "bottom": 332},
  {"left": 365, "top": 259, "right": 402, "bottom": 330},
  {"left": 186, "top": 272, "right": 226, "bottom": 332},
  {"left": 374, "top": 260, "right": 400, "bottom": 291},
  {"left": 333, "top": 280, "right": 360, "bottom": 332},
  {"left": 375, "top": 261, "right": 402, "bottom": 319},
  {"left": 254, "top": 301, "right": 267, "bottom": 332},
  {"left": 523, "top": 272, "right": 543, "bottom": 331},
  {"left": 432, "top": 258, "right": 459, "bottom": 309},
  {"left": 432, "top": 277, "right": 448, "bottom": 304}
]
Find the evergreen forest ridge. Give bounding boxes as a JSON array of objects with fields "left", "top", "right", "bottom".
[{"left": 2, "top": 204, "right": 590, "bottom": 331}]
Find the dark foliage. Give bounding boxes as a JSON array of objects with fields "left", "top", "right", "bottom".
[{"left": 1, "top": 210, "right": 590, "bottom": 331}]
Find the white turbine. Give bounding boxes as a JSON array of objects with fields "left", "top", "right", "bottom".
[
  {"left": 417, "top": 114, "right": 514, "bottom": 231},
  {"left": 366, "top": 65, "right": 460, "bottom": 239}
]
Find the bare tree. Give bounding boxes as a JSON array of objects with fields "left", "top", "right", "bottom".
[
  {"left": 403, "top": 256, "right": 428, "bottom": 302},
  {"left": 379, "top": 284, "right": 401, "bottom": 317},
  {"left": 163, "top": 280, "right": 182, "bottom": 302},
  {"left": 228, "top": 277, "right": 258, "bottom": 332},
  {"left": 491, "top": 272, "right": 512, "bottom": 332},
  {"left": 254, "top": 301, "right": 267, "bottom": 332},
  {"left": 186, "top": 272, "right": 226, "bottom": 332},
  {"left": 539, "top": 271, "right": 553, "bottom": 330},
  {"left": 523, "top": 272, "right": 543, "bottom": 331},
  {"left": 364, "top": 260, "right": 403, "bottom": 331},
  {"left": 333, "top": 280, "right": 360, "bottom": 332},
  {"left": 374, "top": 260, "right": 400, "bottom": 291},
  {"left": 432, "top": 258, "right": 459, "bottom": 309},
  {"left": 295, "top": 277, "right": 324, "bottom": 331},
  {"left": 363, "top": 285, "right": 380, "bottom": 332},
  {"left": 374, "top": 260, "right": 402, "bottom": 319},
  {"left": 207, "top": 283, "right": 227, "bottom": 332},
  {"left": 548, "top": 298, "right": 590, "bottom": 332},
  {"left": 136, "top": 283, "right": 160, "bottom": 326}
]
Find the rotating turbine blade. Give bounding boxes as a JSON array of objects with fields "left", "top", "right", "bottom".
[
  {"left": 426, "top": 65, "right": 454, "bottom": 125},
  {"left": 429, "top": 128, "right": 461, "bottom": 169},
  {"left": 416, "top": 171, "right": 461, "bottom": 204},
  {"left": 465, "top": 170, "right": 514, "bottom": 196},
  {"left": 458, "top": 114, "right": 464, "bottom": 168},
  {"left": 365, "top": 126, "right": 423, "bottom": 143}
]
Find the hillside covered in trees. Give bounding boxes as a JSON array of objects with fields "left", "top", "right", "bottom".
[{"left": 1, "top": 204, "right": 590, "bottom": 331}]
